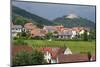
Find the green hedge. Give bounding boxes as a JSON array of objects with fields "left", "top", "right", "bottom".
[{"left": 13, "top": 50, "right": 45, "bottom": 66}]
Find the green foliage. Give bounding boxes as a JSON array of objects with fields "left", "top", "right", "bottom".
[
  {"left": 12, "top": 6, "right": 54, "bottom": 26},
  {"left": 16, "top": 39, "right": 95, "bottom": 54},
  {"left": 21, "top": 30, "right": 27, "bottom": 37},
  {"left": 89, "top": 29, "right": 96, "bottom": 39},
  {"left": 12, "top": 6, "right": 95, "bottom": 29},
  {"left": 13, "top": 51, "right": 30, "bottom": 65},
  {"left": 35, "top": 23, "right": 43, "bottom": 28},
  {"left": 29, "top": 50, "right": 44, "bottom": 64},
  {"left": 31, "top": 36, "right": 44, "bottom": 40},
  {"left": 53, "top": 31, "right": 58, "bottom": 34},
  {"left": 54, "top": 17, "right": 95, "bottom": 28},
  {"left": 45, "top": 32, "right": 53, "bottom": 39},
  {"left": 12, "top": 16, "right": 29, "bottom": 26},
  {"left": 13, "top": 39, "right": 28, "bottom": 45},
  {"left": 13, "top": 50, "right": 44, "bottom": 66},
  {"left": 13, "top": 37, "right": 18, "bottom": 40},
  {"left": 83, "top": 31, "right": 88, "bottom": 41}
]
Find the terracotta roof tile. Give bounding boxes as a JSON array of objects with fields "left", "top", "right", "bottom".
[
  {"left": 12, "top": 45, "right": 33, "bottom": 56},
  {"left": 58, "top": 53, "right": 89, "bottom": 63},
  {"left": 24, "top": 23, "right": 36, "bottom": 30},
  {"left": 34, "top": 47, "right": 64, "bottom": 59}
]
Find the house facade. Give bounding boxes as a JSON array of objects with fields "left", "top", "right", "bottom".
[
  {"left": 12, "top": 24, "right": 23, "bottom": 37},
  {"left": 35, "top": 47, "right": 72, "bottom": 63},
  {"left": 43, "top": 25, "right": 89, "bottom": 39}
]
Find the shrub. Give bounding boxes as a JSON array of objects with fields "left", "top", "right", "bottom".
[
  {"left": 13, "top": 51, "right": 30, "bottom": 66},
  {"left": 29, "top": 50, "right": 44, "bottom": 64},
  {"left": 13, "top": 50, "right": 45, "bottom": 66},
  {"left": 13, "top": 37, "right": 18, "bottom": 40},
  {"left": 31, "top": 36, "right": 44, "bottom": 40}
]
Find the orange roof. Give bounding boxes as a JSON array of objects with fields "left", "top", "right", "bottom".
[
  {"left": 44, "top": 25, "right": 64, "bottom": 32},
  {"left": 24, "top": 23, "right": 37, "bottom": 30},
  {"left": 31, "top": 29, "right": 45, "bottom": 37}
]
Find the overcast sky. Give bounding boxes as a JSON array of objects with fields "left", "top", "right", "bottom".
[{"left": 12, "top": 1, "right": 96, "bottom": 22}]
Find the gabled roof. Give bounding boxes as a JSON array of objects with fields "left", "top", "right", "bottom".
[
  {"left": 43, "top": 26, "right": 58, "bottom": 31},
  {"left": 58, "top": 30, "right": 72, "bottom": 36},
  {"left": 43, "top": 25, "right": 64, "bottom": 32},
  {"left": 34, "top": 47, "right": 65, "bottom": 59},
  {"left": 24, "top": 23, "right": 36, "bottom": 30},
  {"left": 58, "top": 53, "right": 89, "bottom": 63},
  {"left": 31, "top": 29, "right": 45, "bottom": 37}
]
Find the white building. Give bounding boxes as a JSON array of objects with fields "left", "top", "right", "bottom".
[{"left": 12, "top": 25, "right": 22, "bottom": 37}]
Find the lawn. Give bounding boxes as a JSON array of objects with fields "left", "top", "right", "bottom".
[{"left": 20, "top": 39, "right": 96, "bottom": 54}]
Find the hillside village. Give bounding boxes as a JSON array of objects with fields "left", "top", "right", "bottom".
[{"left": 12, "top": 22, "right": 90, "bottom": 39}]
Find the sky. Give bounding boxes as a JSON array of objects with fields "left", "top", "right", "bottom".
[{"left": 12, "top": 1, "right": 96, "bottom": 22}]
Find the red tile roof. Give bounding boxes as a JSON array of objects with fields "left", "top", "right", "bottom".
[
  {"left": 24, "top": 23, "right": 37, "bottom": 30},
  {"left": 12, "top": 45, "right": 33, "bottom": 56},
  {"left": 43, "top": 25, "right": 64, "bottom": 32},
  {"left": 31, "top": 29, "right": 45, "bottom": 37},
  {"left": 34, "top": 47, "right": 65, "bottom": 59},
  {"left": 58, "top": 53, "right": 89, "bottom": 63}
]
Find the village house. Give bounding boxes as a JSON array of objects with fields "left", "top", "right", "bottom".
[
  {"left": 24, "top": 22, "right": 37, "bottom": 32},
  {"left": 57, "top": 28, "right": 73, "bottom": 39},
  {"left": 12, "top": 22, "right": 90, "bottom": 39},
  {"left": 24, "top": 22, "right": 46, "bottom": 37},
  {"left": 72, "top": 27, "right": 90, "bottom": 35},
  {"left": 43, "top": 25, "right": 64, "bottom": 33},
  {"left": 30, "top": 29, "right": 46, "bottom": 37},
  {"left": 43, "top": 25, "right": 90, "bottom": 39},
  {"left": 35, "top": 47, "right": 72, "bottom": 63},
  {"left": 13, "top": 45, "right": 92, "bottom": 64},
  {"left": 12, "top": 23, "right": 23, "bottom": 37}
]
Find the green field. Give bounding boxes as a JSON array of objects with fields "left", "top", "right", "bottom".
[{"left": 14, "top": 39, "right": 96, "bottom": 54}]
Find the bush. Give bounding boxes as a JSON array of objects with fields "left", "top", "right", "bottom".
[
  {"left": 31, "top": 36, "right": 45, "bottom": 40},
  {"left": 13, "top": 50, "right": 45, "bottom": 66},
  {"left": 29, "top": 50, "right": 45, "bottom": 64},
  {"left": 13, "top": 51, "right": 30, "bottom": 66},
  {"left": 13, "top": 37, "right": 18, "bottom": 40}
]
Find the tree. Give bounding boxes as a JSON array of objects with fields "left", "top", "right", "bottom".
[
  {"left": 13, "top": 51, "right": 30, "bottom": 65},
  {"left": 29, "top": 50, "right": 44, "bottom": 64},
  {"left": 53, "top": 31, "right": 58, "bottom": 34},
  {"left": 90, "top": 29, "right": 96, "bottom": 40},
  {"left": 83, "top": 30, "right": 88, "bottom": 41},
  {"left": 35, "top": 23, "right": 43, "bottom": 28},
  {"left": 21, "top": 30, "right": 27, "bottom": 37},
  {"left": 13, "top": 50, "right": 45, "bottom": 66},
  {"left": 46, "top": 32, "right": 53, "bottom": 39}
]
